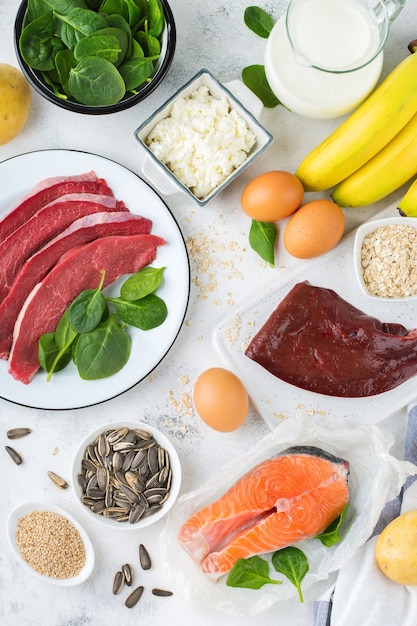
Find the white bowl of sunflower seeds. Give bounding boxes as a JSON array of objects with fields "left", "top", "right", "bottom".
[{"left": 71, "top": 421, "right": 181, "bottom": 530}]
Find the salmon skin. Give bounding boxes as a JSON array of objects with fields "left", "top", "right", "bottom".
[{"left": 178, "top": 445, "right": 349, "bottom": 578}]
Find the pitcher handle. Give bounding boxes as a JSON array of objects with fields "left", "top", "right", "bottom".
[{"left": 380, "top": 0, "right": 406, "bottom": 23}]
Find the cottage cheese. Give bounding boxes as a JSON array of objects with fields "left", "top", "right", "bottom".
[{"left": 145, "top": 85, "right": 256, "bottom": 199}]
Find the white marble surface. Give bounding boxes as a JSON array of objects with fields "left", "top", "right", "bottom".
[{"left": 0, "top": 0, "right": 416, "bottom": 624}]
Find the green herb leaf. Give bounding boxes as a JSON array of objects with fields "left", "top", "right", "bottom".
[
  {"left": 120, "top": 266, "right": 165, "bottom": 301},
  {"left": 249, "top": 219, "right": 277, "bottom": 266},
  {"left": 75, "top": 314, "right": 131, "bottom": 379},
  {"left": 68, "top": 56, "right": 126, "bottom": 105},
  {"left": 226, "top": 556, "right": 282, "bottom": 589},
  {"left": 69, "top": 271, "right": 107, "bottom": 333},
  {"left": 316, "top": 503, "right": 349, "bottom": 547},
  {"left": 272, "top": 547, "right": 309, "bottom": 603},
  {"left": 111, "top": 293, "right": 168, "bottom": 329},
  {"left": 244, "top": 6, "right": 274, "bottom": 38},
  {"left": 242, "top": 65, "right": 280, "bottom": 108},
  {"left": 38, "top": 332, "right": 73, "bottom": 374}
]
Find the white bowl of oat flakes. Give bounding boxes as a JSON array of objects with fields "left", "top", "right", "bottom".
[
  {"left": 7, "top": 501, "right": 95, "bottom": 586},
  {"left": 353, "top": 216, "right": 417, "bottom": 301},
  {"left": 134, "top": 69, "right": 273, "bottom": 206}
]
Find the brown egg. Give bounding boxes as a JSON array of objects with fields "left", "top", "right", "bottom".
[
  {"left": 241, "top": 170, "right": 304, "bottom": 222},
  {"left": 193, "top": 367, "right": 249, "bottom": 432},
  {"left": 283, "top": 199, "right": 345, "bottom": 259}
]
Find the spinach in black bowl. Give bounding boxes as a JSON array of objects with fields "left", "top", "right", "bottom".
[{"left": 14, "top": 0, "right": 176, "bottom": 114}]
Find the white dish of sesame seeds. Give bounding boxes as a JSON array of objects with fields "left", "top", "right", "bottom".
[{"left": 7, "top": 501, "right": 95, "bottom": 586}]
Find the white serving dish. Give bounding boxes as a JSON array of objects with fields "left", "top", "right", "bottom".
[
  {"left": 71, "top": 420, "right": 181, "bottom": 530},
  {"left": 213, "top": 204, "right": 417, "bottom": 429},
  {"left": 353, "top": 216, "right": 417, "bottom": 301},
  {"left": 7, "top": 501, "right": 95, "bottom": 586},
  {"left": 134, "top": 68, "right": 273, "bottom": 206}
]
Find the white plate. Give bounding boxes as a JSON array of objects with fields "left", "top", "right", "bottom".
[
  {"left": 0, "top": 149, "right": 190, "bottom": 409},
  {"left": 214, "top": 204, "right": 417, "bottom": 429},
  {"left": 7, "top": 500, "right": 95, "bottom": 586}
]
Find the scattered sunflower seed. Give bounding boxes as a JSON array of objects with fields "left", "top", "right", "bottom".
[
  {"left": 152, "top": 588, "right": 173, "bottom": 597},
  {"left": 47, "top": 471, "right": 68, "bottom": 489},
  {"left": 125, "top": 585, "right": 144, "bottom": 608},
  {"left": 113, "top": 570, "right": 125, "bottom": 595},
  {"left": 7, "top": 427, "right": 32, "bottom": 439},
  {"left": 122, "top": 563, "right": 133, "bottom": 586},
  {"left": 139, "top": 544, "right": 151, "bottom": 570},
  {"left": 5, "top": 446, "right": 23, "bottom": 465}
]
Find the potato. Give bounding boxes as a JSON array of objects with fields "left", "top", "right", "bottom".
[
  {"left": 375, "top": 509, "right": 417, "bottom": 585},
  {"left": 0, "top": 64, "right": 31, "bottom": 146}
]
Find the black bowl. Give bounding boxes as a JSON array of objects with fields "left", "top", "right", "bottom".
[{"left": 14, "top": 0, "right": 176, "bottom": 115}]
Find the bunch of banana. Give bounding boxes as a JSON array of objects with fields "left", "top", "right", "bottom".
[
  {"left": 398, "top": 178, "right": 417, "bottom": 216},
  {"left": 331, "top": 112, "right": 417, "bottom": 206},
  {"left": 296, "top": 50, "right": 417, "bottom": 196}
]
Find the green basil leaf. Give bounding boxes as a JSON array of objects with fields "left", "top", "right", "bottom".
[
  {"left": 226, "top": 556, "right": 282, "bottom": 589},
  {"left": 75, "top": 315, "right": 131, "bottom": 379},
  {"left": 242, "top": 65, "right": 280, "bottom": 108},
  {"left": 120, "top": 266, "right": 165, "bottom": 301},
  {"left": 316, "top": 503, "right": 349, "bottom": 547},
  {"left": 112, "top": 293, "right": 167, "bottom": 329},
  {"left": 244, "top": 6, "right": 274, "bottom": 38},
  {"left": 249, "top": 219, "right": 277, "bottom": 266},
  {"left": 272, "top": 547, "right": 309, "bottom": 603}
]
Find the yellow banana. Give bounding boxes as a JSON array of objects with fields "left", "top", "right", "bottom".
[
  {"left": 397, "top": 178, "right": 417, "bottom": 216},
  {"left": 296, "top": 51, "right": 417, "bottom": 191},
  {"left": 331, "top": 111, "right": 417, "bottom": 207}
]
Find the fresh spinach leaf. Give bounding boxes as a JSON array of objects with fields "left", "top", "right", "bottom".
[
  {"left": 242, "top": 65, "right": 280, "bottom": 108},
  {"left": 249, "top": 219, "right": 277, "bottom": 266},
  {"left": 69, "top": 271, "right": 107, "bottom": 332},
  {"left": 20, "top": 11, "right": 65, "bottom": 71},
  {"left": 75, "top": 314, "right": 131, "bottom": 379},
  {"left": 226, "top": 556, "right": 282, "bottom": 590},
  {"left": 316, "top": 503, "right": 349, "bottom": 547},
  {"left": 55, "top": 48, "right": 77, "bottom": 94},
  {"left": 38, "top": 331, "right": 73, "bottom": 374},
  {"left": 244, "top": 6, "right": 274, "bottom": 38},
  {"left": 111, "top": 293, "right": 167, "bottom": 329},
  {"left": 68, "top": 56, "right": 126, "bottom": 105},
  {"left": 73, "top": 32, "right": 122, "bottom": 64},
  {"left": 27, "top": 0, "right": 87, "bottom": 22},
  {"left": 118, "top": 55, "right": 156, "bottom": 91},
  {"left": 148, "top": 0, "right": 165, "bottom": 37},
  {"left": 272, "top": 547, "right": 309, "bottom": 603},
  {"left": 55, "top": 7, "right": 108, "bottom": 48},
  {"left": 120, "top": 266, "right": 165, "bottom": 301}
]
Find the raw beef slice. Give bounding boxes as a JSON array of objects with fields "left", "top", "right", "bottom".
[
  {"left": 8, "top": 233, "right": 165, "bottom": 384},
  {"left": 0, "top": 211, "right": 152, "bottom": 358},
  {"left": 0, "top": 171, "right": 113, "bottom": 243},
  {"left": 0, "top": 193, "right": 128, "bottom": 303},
  {"left": 245, "top": 281, "right": 417, "bottom": 397}
]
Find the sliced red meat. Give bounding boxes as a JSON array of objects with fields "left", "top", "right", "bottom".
[
  {"left": 245, "top": 281, "right": 417, "bottom": 397},
  {"left": 0, "top": 193, "right": 128, "bottom": 303},
  {"left": 0, "top": 212, "right": 152, "bottom": 359},
  {"left": 0, "top": 172, "right": 114, "bottom": 243},
  {"left": 8, "top": 233, "right": 166, "bottom": 384}
]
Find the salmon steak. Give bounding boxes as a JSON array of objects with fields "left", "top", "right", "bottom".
[{"left": 178, "top": 446, "right": 349, "bottom": 578}]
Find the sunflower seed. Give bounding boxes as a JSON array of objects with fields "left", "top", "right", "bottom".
[
  {"left": 113, "top": 570, "right": 125, "bottom": 595},
  {"left": 7, "top": 427, "right": 32, "bottom": 439},
  {"left": 139, "top": 544, "right": 151, "bottom": 570},
  {"left": 129, "top": 503, "right": 146, "bottom": 524},
  {"left": 96, "top": 465, "right": 109, "bottom": 492},
  {"left": 5, "top": 446, "right": 23, "bottom": 465},
  {"left": 122, "top": 563, "right": 133, "bottom": 586},
  {"left": 47, "top": 471, "right": 68, "bottom": 489},
  {"left": 107, "top": 426, "right": 129, "bottom": 445},
  {"left": 98, "top": 433, "right": 110, "bottom": 458},
  {"left": 152, "top": 588, "right": 173, "bottom": 597},
  {"left": 125, "top": 585, "right": 144, "bottom": 609}
]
